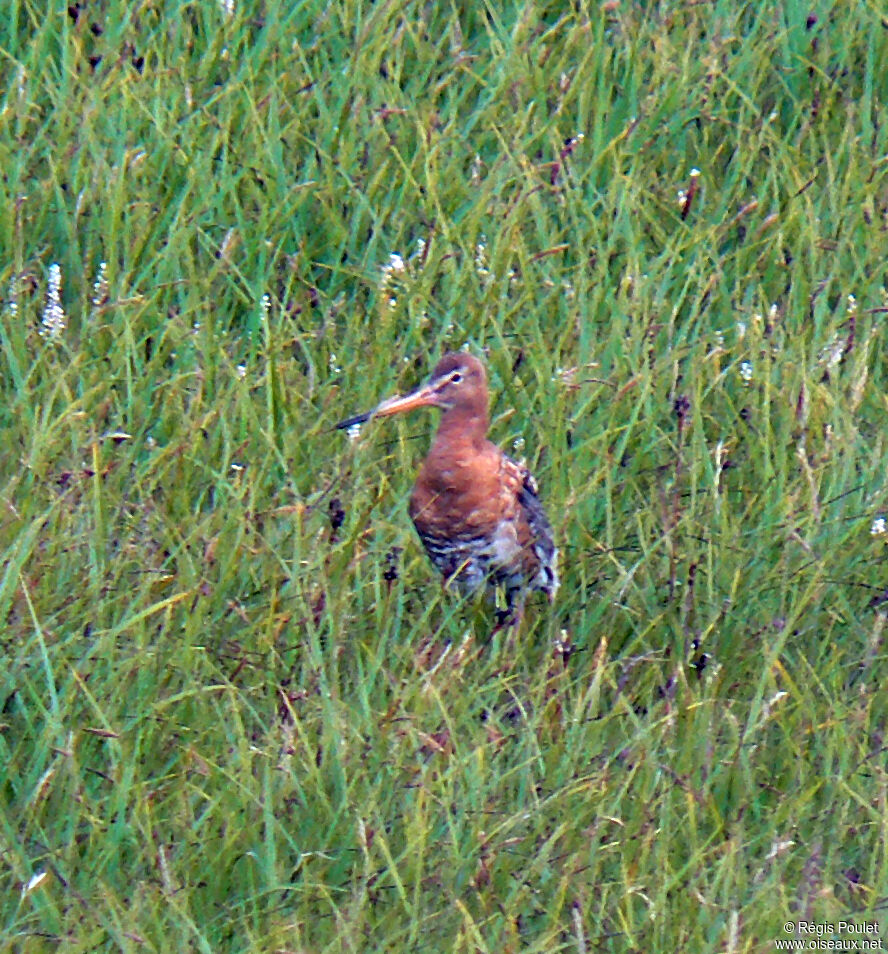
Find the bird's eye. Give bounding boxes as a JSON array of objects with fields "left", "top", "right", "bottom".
[{"left": 451, "top": 372, "right": 463, "bottom": 383}]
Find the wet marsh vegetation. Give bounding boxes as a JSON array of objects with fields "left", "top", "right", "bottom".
[{"left": 2, "top": 1, "right": 888, "bottom": 950}]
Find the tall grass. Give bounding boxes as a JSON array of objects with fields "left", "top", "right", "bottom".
[{"left": 1, "top": 1, "right": 887, "bottom": 950}]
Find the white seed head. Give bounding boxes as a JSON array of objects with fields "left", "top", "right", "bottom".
[
  {"left": 6, "top": 277, "right": 18, "bottom": 317},
  {"left": 380, "top": 252, "right": 406, "bottom": 299},
  {"left": 39, "top": 262, "right": 66, "bottom": 341},
  {"left": 474, "top": 235, "right": 490, "bottom": 280},
  {"left": 91, "top": 261, "right": 109, "bottom": 310},
  {"left": 818, "top": 333, "right": 844, "bottom": 370}
]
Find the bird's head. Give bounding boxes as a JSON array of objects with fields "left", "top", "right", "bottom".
[{"left": 336, "top": 352, "right": 489, "bottom": 431}]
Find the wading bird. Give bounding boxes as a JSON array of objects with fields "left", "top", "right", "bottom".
[{"left": 337, "top": 352, "right": 558, "bottom": 625}]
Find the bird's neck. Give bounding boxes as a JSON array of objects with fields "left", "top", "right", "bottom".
[{"left": 432, "top": 406, "right": 490, "bottom": 452}]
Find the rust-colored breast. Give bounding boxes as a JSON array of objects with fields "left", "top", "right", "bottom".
[{"left": 408, "top": 437, "right": 558, "bottom": 599}]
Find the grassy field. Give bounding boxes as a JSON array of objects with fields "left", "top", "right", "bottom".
[{"left": 2, "top": 0, "right": 888, "bottom": 950}]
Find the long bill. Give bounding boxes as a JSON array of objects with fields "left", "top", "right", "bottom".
[{"left": 335, "top": 382, "right": 441, "bottom": 430}]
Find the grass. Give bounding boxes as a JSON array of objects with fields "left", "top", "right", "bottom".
[{"left": 2, "top": 0, "right": 888, "bottom": 950}]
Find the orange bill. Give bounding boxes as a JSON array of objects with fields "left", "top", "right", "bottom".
[{"left": 336, "top": 381, "right": 443, "bottom": 430}]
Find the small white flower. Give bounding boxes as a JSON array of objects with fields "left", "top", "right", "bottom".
[
  {"left": 346, "top": 423, "right": 362, "bottom": 442},
  {"left": 474, "top": 235, "right": 490, "bottom": 280},
  {"left": 512, "top": 436, "right": 525, "bottom": 453},
  {"left": 6, "top": 277, "right": 18, "bottom": 317},
  {"left": 736, "top": 321, "right": 746, "bottom": 339},
  {"left": 236, "top": 364, "right": 247, "bottom": 379},
  {"left": 847, "top": 294, "right": 858, "bottom": 313},
  {"left": 91, "top": 261, "right": 109, "bottom": 311},
  {"left": 871, "top": 516, "right": 886, "bottom": 536},
  {"left": 379, "top": 253, "right": 406, "bottom": 307},
  {"left": 689, "top": 167, "right": 701, "bottom": 178},
  {"left": 39, "top": 263, "right": 66, "bottom": 341},
  {"left": 230, "top": 462, "right": 245, "bottom": 472},
  {"left": 739, "top": 360, "right": 753, "bottom": 383},
  {"left": 218, "top": 0, "right": 234, "bottom": 18},
  {"left": 260, "top": 294, "right": 270, "bottom": 323},
  {"left": 818, "top": 334, "right": 844, "bottom": 370},
  {"left": 329, "top": 352, "right": 342, "bottom": 374}
]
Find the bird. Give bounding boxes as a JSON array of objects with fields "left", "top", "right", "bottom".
[{"left": 336, "top": 352, "right": 558, "bottom": 625}]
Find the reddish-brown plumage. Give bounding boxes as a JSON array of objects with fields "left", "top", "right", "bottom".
[{"left": 337, "top": 352, "right": 558, "bottom": 620}]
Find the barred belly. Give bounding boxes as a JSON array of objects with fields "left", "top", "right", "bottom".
[{"left": 416, "top": 523, "right": 524, "bottom": 594}]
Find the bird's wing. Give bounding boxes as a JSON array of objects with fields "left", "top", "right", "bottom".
[{"left": 503, "top": 455, "right": 559, "bottom": 594}]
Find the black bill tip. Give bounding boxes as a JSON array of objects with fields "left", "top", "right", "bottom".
[{"left": 335, "top": 411, "right": 372, "bottom": 430}]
